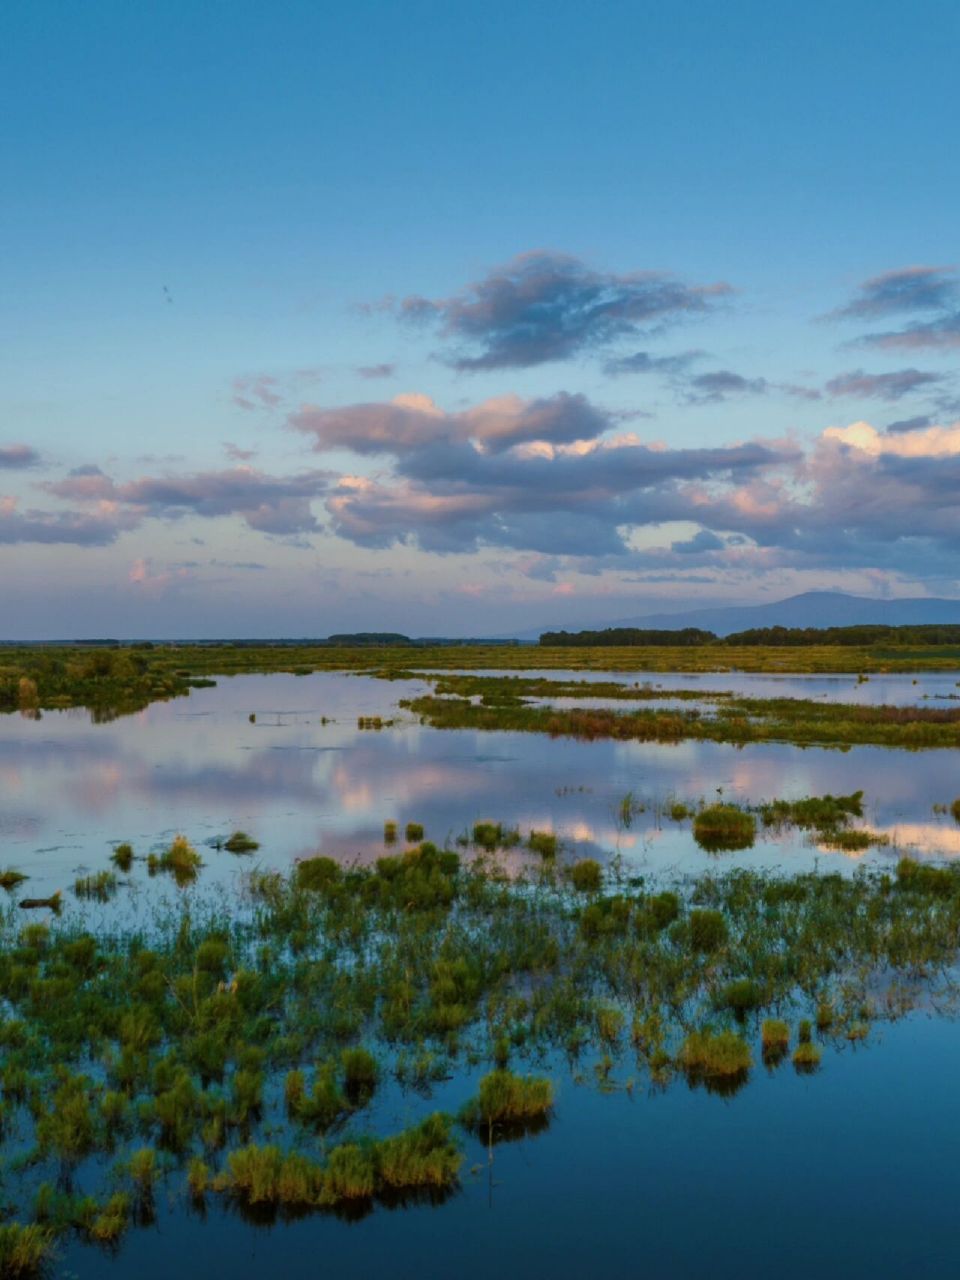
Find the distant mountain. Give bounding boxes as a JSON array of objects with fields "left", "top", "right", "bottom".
[{"left": 522, "top": 591, "right": 960, "bottom": 641}]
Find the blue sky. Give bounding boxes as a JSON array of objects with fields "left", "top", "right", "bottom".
[{"left": 2, "top": 0, "right": 959, "bottom": 637}]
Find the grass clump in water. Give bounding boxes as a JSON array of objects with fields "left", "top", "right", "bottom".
[
  {"left": 384, "top": 820, "right": 398, "bottom": 844},
  {"left": 0, "top": 868, "right": 28, "bottom": 891},
  {"left": 223, "top": 831, "right": 259, "bottom": 853},
  {"left": 527, "top": 830, "right": 558, "bottom": 858},
  {"left": 147, "top": 835, "right": 202, "bottom": 885},
  {"left": 693, "top": 805, "right": 756, "bottom": 853},
  {"left": 688, "top": 908, "right": 728, "bottom": 952},
  {"left": 110, "top": 842, "right": 134, "bottom": 871},
  {"left": 793, "top": 1041, "right": 822, "bottom": 1072},
  {"left": 405, "top": 822, "right": 424, "bottom": 842},
  {"left": 461, "top": 1070, "right": 553, "bottom": 1134},
  {"left": 569, "top": 859, "right": 602, "bottom": 892},
  {"left": 296, "top": 856, "right": 341, "bottom": 892},
  {"left": 73, "top": 870, "right": 118, "bottom": 902},
  {"left": 0, "top": 1223, "right": 55, "bottom": 1276},
  {"left": 679, "top": 1029, "right": 752, "bottom": 1088},
  {"left": 761, "top": 1019, "right": 790, "bottom": 1063}
]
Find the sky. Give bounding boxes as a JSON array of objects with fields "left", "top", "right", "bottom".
[{"left": 2, "top": 0, "right": 959, "bottom": 639}]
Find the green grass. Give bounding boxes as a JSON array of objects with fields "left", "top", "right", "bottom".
[
  {"left": 0, "top": 868, "right": 28, "bottom": 891},
  {"left": 223, "top": 831, "right": 260, "bottom": 853},
  {"left": 110, "top": 842, "right": 134, "bottom": 871},
  {"left": 146, "top": 834, "right": 203, "bottom": 884},
  {"left": 693, "top": 805, "right": 757, "bottom": 853},
  {"left": 73, "top": 870, "right": 119, "bottom": 902}
]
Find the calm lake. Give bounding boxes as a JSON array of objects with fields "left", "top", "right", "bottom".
[{"left": 4, "top": 668, "right": 960, "bottom": 1277}]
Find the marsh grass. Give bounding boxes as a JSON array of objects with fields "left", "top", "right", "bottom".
[
  {"left": 74, "top": 870, "right": 119, "bottom": 902},
  {"left": 223, "top": 831, "right": 260, "bottom": 853},
  {"left": 693, "top": 805, "right": 756, "bottom": 853},
  {"left": 0, "top": 868, "right": 28, "bottom": 891},
  {"left": 0, "top": 1223, "right": 55, "bottom": 1276},
  {"left": 405, "top": 822, "right": 424, "bottom": 842},
  {"left": 110, "top": 842, "right": 134, "bottom": 871},
  {"left": 3, "top": 847, "right": 960, "bottom": 1254},
  {"left": 147, "top": 835, "right": 202, "bottom": 885}
]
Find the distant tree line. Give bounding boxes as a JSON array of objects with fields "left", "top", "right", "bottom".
[
  {"left": 539, "top": 628, "right": 716, "bottom": 647},
  {"left": 539, "top": 624, "right": 960, "bottom": 647}
]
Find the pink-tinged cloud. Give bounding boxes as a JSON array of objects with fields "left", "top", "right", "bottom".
[{"left": 0, "top": 444, "right": 40, "bottom": 469}]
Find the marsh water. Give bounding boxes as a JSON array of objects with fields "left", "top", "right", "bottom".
[
  {"left": 5, "top": 668, "right": 960, "bottom": 1277},
  {"left": 5, "top": 670, "right": 960, "bottom": 904}
]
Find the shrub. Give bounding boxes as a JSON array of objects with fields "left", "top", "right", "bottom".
[
  {"left": 405, "top": 822, "right": 424, "bottom": 842},
  {"left": 952, "top": 798, "right": 960, "bottom": 824}
]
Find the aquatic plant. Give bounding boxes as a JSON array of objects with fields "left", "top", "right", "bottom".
[
  {"left": 693, "top": 805, "right": 756, "bottom": 852},
  {"left": 223, "top": 831, "right": 260, "bottom": 853},
  {"left": 0, "top": 1223, "right": 55, "bottom": 1276},
  {"left": 147, "top": 835, "right": 202, "bottom": 885},
  {"left": 688, "top": 908, "right": 728, "bottom": 952},
  {"left": 461, "top": 1070, "right": 554, "bottom": 1130},
  {"left": 0, "top": 868, "right": 28, "bottom": 891},
  {"left": 761, "top": 1019, "right": 790, "bottom": 1062},
  {"left": 569, "top": 859, "right": 602, "bottom": 892},
  {"left": 405, "top": 822, "right": 424, "bottom": 842},
  {"left": 792, "top": 1041, "right": 822, "bottom": 1072},
  {"left": 110, "top": 842, "right": 134, "bottom": 871},
  {"left": 679, "top": 1029, "right": 752, "bottom": 1081},
  {"left": 527, "top": 830, "right": 558, "bottom": 858},
  {"left": 384, "top": 820, "right": 398, "bottom": 844},
  {"left": 73, "top": 869, "right": 118, "bottom": 901}
]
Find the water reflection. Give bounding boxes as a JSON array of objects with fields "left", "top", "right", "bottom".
[{"left": 2, "top": 671, "right": 960, "bottom": 903}]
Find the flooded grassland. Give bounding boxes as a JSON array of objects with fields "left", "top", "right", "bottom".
[{"left": 4, "top": 665, "right": 960, "bottom": 1277}]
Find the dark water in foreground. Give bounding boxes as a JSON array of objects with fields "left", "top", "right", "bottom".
[
  {"left": 4, "top": 669, "right": 960, "bottom": 1277},
  {"left": 58, "top": 1013, "right": 960, "bottom": 1279}
]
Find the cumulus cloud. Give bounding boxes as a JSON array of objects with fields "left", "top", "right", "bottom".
[
  {"left": 825, "top": 368, "right": 945, "bottom": 402},
  {"left": 0, "top": 444, "right": 40, "bottom": 469},
  {"left": 0, "top": 499, "right": 129, "bottom": 546},
  {"left": 393, "top": 251, "right": 732, "bottom": 370},
  {"left": 291, "top": 390, "right": 615, "bottom": 456},
  {"left": 829, "top": 266, "right": 960, "bottom": 351},
  {"left": 42, "top": 465, "right": 332, "bottom": 538}
]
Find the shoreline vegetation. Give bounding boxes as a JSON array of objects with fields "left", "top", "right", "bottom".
[
  {"left": 399, "top": 679, "right": 960, "bottom": 749},
  {"left": 3, "top": 837, "right": 960, "bottom": 1271},
  {"left": 3, "top": 633, "right": 960, "bottom": 721}
]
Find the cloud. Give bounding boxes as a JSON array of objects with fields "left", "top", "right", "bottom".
[
  {"left": 830, "top": 266, "right": 958, "bottom": 319},
  {"left": 232, "top": 375, "right": 283, "bottom": 411},
  {"left": 291, "top": 390, "right": 615, "bottom": 456},
  {"left": 825, "top": 368, "right": 945, "bottom": 402},
  {"left": 0, "top": 499, "right": 129, "bottom": 546},
  {"left": 886, "top": 415, "right": 933, "bottom": 434},
  {"left": 223, "top": 442, "right": 258, "bottom": 462},
  {"left": 603, "top": 349, "right": 704, "bottom": 377},
  {"left": 356, "top": 363, "right": 395, "bottom": 380},
  {"left": 393, "top": 251, "right": 732, "bottom": 370},
  {"left": 0, "top": 444, "right": 40, "bottom": 469},
  {"left": 683, "top": 370, "right": 768, "bottom": 403},
  {"left": 43, "top": 465, "right": 332, "bottom": 538},
  {"left": 828, "top": 266, "right": 960, "bottom": 351}
]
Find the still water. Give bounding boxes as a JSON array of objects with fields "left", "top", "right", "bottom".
[
  {"left": 4, "top": 670, "right": 960, "bottom": 1278},
  {"left": 3, "top": 670, "right": 960, "bottom": 902}
]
